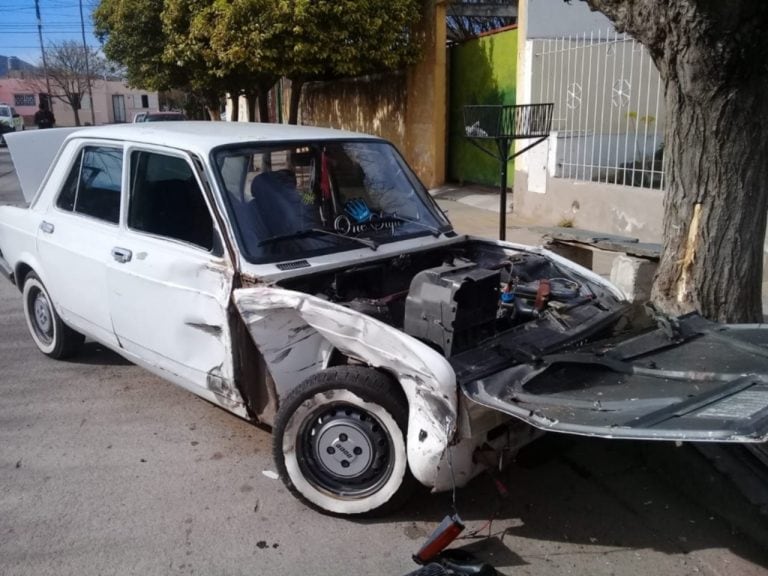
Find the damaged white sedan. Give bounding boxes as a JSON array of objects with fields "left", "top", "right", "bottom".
[{"left": 1, "top": 123, "right": 767, "bottom": 516}]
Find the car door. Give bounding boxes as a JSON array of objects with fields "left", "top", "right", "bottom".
[
  {"left": 462, "top": 314, "right": 768, "bottom": 443},
  {"left": 106, "top": 146, "right": 238, "bottom": 405},
  {"left": 36, "top": 142, "right": 123, "bottom": 346}
]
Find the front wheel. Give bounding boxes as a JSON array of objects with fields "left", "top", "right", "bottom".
[
  {"left": 273, "top": 366, "right": 415, "bottom": 516},
  {"left": 22, "top": 272, "right": 84, "bottom": 359}
]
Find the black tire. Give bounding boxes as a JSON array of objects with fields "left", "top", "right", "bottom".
[
  {"left": 273, "top": 365, "right": 416, "bottom": 516},
  {"left": 22, "top": 272, "right": 84, "bottom": 359}
]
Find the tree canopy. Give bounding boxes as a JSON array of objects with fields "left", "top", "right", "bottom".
[
  {"left": 583, "top": 0, "right": 768, "bottom": 322},
  {"left": 94, "top": 0, "right": 423, "bottom": 122},
  {"left": 93, "top": 0, "right": 174, "bottom": 91}
]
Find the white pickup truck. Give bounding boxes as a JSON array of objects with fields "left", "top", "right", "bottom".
[{"left": 1, "top": 123, "right": 767, "bottom": 516}]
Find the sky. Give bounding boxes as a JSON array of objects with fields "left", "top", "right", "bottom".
[{"left": 0, "top": 0, "right": 102, "bottom": 64}]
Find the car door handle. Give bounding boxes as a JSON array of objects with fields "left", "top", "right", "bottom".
[
  {"left": 39, "top": 221, "right": 54, "bottom": 234},
  {"left": 111, "top": 247, "right": 132, "bottom": 264}
]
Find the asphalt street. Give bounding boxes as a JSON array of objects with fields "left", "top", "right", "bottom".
[{"left": 1, "top": 146, "right": 767, "bottom": 576}]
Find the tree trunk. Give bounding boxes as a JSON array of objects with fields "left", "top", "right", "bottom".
[
  {"left": 245, "top": 91, "right": 257, "bottom": 122},
  {"left": 257, "top": 90, "right": 270, "bottom": 123},
  {"left": 72, "top": 103, "right": 81, "bottom": 127},
  {"left": 230, "top": 91, "right": 239, "bottom": 122},
  {"left": 586, "top": 0, "right": 768, "bottom": 322},
  {"left": 651, "top": 73, "right": 768, "bottom": 322},
  {"left": 205, "top": 92, "right": 221, "bottom": 121},
  {"left": 288, "top": 78, "right": 304, "bottom": 125}
]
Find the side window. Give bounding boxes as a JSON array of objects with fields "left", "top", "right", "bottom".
[
  {"left": 56, "top": 150, "right": 83, "bottom": 211},
  {"left": 128, "top": 151, "right": 214, "bottom": 251},
  {"left": 56, "top": 146, "right": 123, "bottom": 223}
]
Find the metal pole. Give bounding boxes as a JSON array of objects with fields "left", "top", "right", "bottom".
[
  {"left": 498, "top": 138, "right": 510, "bottom": 241},
  {"left": 35, "top": 0, "right": 52, "bottom": 104},
  {"left": 79, "top": 0, "right": 96, "bottom": 125}
]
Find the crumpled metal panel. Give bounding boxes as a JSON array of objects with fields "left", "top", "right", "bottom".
[
  {"left": 233, "top": 286, "right": 458, "bottom": 488},
  {"left": 464, "top": 316, "right": 768, "bottom": 443}
]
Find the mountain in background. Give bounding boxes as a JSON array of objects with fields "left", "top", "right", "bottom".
[{"left": 0, "top": 56, "right": 38, "bottom": 77}]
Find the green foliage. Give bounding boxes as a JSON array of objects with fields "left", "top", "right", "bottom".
[
  {"left": 93, "top": 0, "right": 177, "bottom": 90},
  {"left": 94, "top": 0, "right": 423, "bottom": 112}
]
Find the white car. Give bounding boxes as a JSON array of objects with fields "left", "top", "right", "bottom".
[
  {"left": 0, "top": 102, "right": 23, "bottom": 145},
  {"left": 1, "top": 123, "right": 767, "bottom": 516}
]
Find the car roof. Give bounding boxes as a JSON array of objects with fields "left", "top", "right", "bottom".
[{"left": 68, "top": 122, "right": 381, "bottom": 156}]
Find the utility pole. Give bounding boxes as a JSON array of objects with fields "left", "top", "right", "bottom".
[
  {"left": 34, "top": 0, "right": 52, "bottom": 107},
  {"left": 79, "top": 0, "right": 96, "bottom": 125}
]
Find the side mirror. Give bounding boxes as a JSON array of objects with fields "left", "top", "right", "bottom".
[{"left": 12, "top": 113, "right": 20, "bottom": 118}]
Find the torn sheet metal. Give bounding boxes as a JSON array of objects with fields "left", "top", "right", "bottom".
[
  {"left": 234, "top": 286, "right": 459, "bottom": 488},
  {"left": 464, "top": 316, "right": 768, "bottom": 443}
]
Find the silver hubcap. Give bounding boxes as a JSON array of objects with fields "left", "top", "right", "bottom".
[
  {"left": 315, "top": 421, "right": 373, "bottom": 478},
  {"left": 33, "top": 292, "right": 52, "bottom": 336}
]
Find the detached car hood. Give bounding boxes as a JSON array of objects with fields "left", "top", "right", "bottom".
[{"left": 464, "top": 314, "right": 768, "bottom": 443}]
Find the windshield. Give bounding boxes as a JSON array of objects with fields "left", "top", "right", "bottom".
[
  {"left": 213, "top": 140, "right": 451, "bottom": 264},
  {"left": 0, "top": 106, "right": 10, "bottom": 118}
]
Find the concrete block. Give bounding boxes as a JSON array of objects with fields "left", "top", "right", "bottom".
[{"left": 610, "top": 254, "right": 658, "bottom": 303}]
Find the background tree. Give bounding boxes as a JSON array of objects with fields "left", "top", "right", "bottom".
[
  {"left": 29, "top": 41, "right": 105, "bottom": 126},
  {"left": 95, "top": 0, "right": 208, "bottom": 116},
  {"left": 161, "top": 0, "right": 238, "bottom": 119},
  {"left": 281, "top": 0, "right": 423, "bottom": 124},
  {"left": 446, "top": 0, "right": 516, "bottom": 43},
  {"left": 581, "top": 1, "right": 768, "bottom": 323},
  {"left": 95, "top": 0, "right": 423, "bottom": 124},
  {"left": 94, "top": 0, "right": 176, "bottom": 91},
  {"left": 207, "top": 0, "right": 280, "bottom": 122}
]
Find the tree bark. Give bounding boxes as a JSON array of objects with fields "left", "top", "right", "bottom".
[
  {"left": 245, "top": 90, "right": 257, "bottom": 122},
  {"left": 288, "top": 78, "right": 304, "bottom": 125},
  {"left": 229, "top": 90, "right": 240, "bottom": 122},
  {"left": 257, "top": 89, "right": 270, "bottom": 123},
  {"left": 586, "top": 0, "right": 768, "bottom": 322}
]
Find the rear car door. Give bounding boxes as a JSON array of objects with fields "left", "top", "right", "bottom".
[
  {"left": 36, "top": 142, "right": 123, "bottom": 346},
  {"left": 462, "top": 314, "right": 768, "bottom": 443},
  {"left": 106, "top": 146, "right": 237, "bottom": 403}
]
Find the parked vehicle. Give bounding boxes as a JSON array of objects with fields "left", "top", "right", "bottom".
[
  {"left": 1, "top": 123, "right": 766, "bottom": 516},
  {"left": 0, "top": 103, "right": 23, "bottom": 145},
  {"left": 136, "top": 111, "right": 187, "bottom": 122}
]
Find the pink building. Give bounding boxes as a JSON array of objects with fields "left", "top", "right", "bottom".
[
  {"left": 0, "top": 75, "right": 159, "bottom": 127},
  {"left": 0, "top": 77, "right": 40, "bottom": 125}
]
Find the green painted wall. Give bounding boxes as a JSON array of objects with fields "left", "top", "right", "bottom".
[{"left": 448, "top": 27, "right": 517, "bottom": 187}]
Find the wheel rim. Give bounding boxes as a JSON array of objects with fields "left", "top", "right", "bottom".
[
  {"left": 29, "top": 288, "right": 54, "bottom": 344},
  {"left": 299, "top": 402, "right": 394, "bottom": 498}
]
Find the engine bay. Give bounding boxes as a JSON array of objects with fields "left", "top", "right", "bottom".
[{"left": 278, "top": 240, "right": 626, "bottom": 373}]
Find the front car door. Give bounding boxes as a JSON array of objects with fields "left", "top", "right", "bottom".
[{"left": 106, "top": 146, "right": 243, "bottom": 413}]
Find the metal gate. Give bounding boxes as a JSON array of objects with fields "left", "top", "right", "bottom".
[{"left": 532, "top": 29, "right": 665, "bottom": 189}]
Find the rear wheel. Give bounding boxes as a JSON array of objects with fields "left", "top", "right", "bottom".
[
  {"left": 22, "top": 272, "right": 84, "bottom": 359},
  {"left": 273, "top": 366, "right": 415, "bottom": 516}
]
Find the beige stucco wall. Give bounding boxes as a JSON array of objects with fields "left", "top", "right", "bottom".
[
  {"left": 302, "top": 73, "right": 407, "bottom": 150},
  {"left": 514, "top": 169, "right": 665, "bottom": 242},
  {"left": 298, "top": 0, "right": 447, "bottom": 188},
  {"left": 51, "top": 80, "right": 158, "bottom": 126}
]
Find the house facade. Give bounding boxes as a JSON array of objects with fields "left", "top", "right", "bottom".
[{"left": 0, "top": 75, "right": 158, "bottom": 127}]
